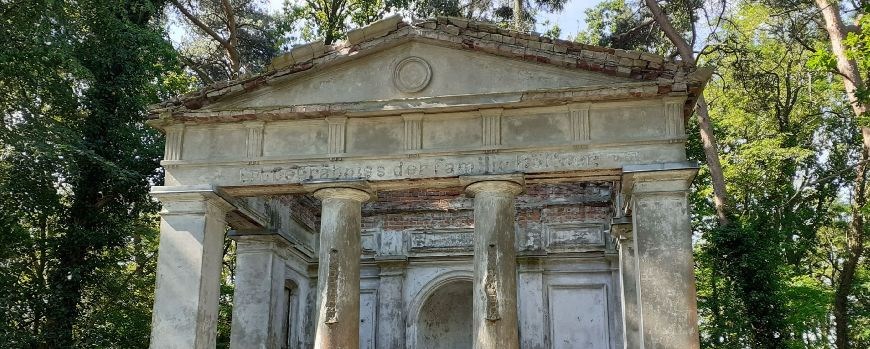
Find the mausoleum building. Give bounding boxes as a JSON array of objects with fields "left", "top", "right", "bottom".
[{"left": 146, "top": 15, "right": 710, "bottom": 349}]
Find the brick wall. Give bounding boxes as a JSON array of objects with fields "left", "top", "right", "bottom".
[{"left": 283, "top": 182, "right": 614, "bottom": 233}]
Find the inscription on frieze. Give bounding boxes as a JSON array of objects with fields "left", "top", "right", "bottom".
[{"left": 238, "top": 150, "right": 641, "bottom": 184}]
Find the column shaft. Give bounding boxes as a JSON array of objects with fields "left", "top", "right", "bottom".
[
  {"left": 149, "top": 194, "right": 231, "bottom": 349},
  {"left": 466, "top": 180, "right": 523, "bottom": 349},
  {"left": 229, "top": 236, "right": 287, "bottom": 349},
  {"left": 312, "top": 188, "right": 371, "bottom": 349}
]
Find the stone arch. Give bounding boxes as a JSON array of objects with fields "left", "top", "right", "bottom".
[{"left": 406, "top": 271, "right": 474, "bottom": 349}]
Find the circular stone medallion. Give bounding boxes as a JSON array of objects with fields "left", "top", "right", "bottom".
[{"left": 393, "top": 57, "right": 432, "bottom": 93}]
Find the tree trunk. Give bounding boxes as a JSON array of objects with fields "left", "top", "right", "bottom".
[
  {"left": 816, "top": 0, "right": 868, "bottom": 120},
  {"left": 835, "top": 140, "right": 868, "bottom": 349},
  {"left": 695, "top": 96, "right": 730, "bottom": 225},
  {"left": 816, "top": 0, "right": 870, "bottom": 151},
  {"left": 643, "top": 0, "right": 730, "bottom": 226},
  {"left": 815, "top": 2, "right": 869, "bottom": 348},
  {"left": 43, "top": 244, "right": 86, "bottom": 347}
]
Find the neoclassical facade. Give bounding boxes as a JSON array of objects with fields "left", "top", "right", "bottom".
[{"left": 147, "top": 16, "right": 709, "bottom": 349}]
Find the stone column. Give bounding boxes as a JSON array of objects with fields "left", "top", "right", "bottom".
[
  {"left": 464, "top": 178, "right": 524, "bottom": 349},
  {"left": 375, "top": 257, "right": 408, "bottom": 349},
  {"left": 149, "top": 186, "right": 233, "bottom": 349},
  {"left": 624, "top": 165, "right": 700, "bottom": 349},
  {"left": 611, "top": 219, "right": 640, "bottom": 349},
  {"left": 311, "top": 186, "right": 373, "bottom": 349},
  {"left": 229, "top": 234, "right": 288, "bottom": 349}
]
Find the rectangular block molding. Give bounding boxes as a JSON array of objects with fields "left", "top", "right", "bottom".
[
  {"left": 164, "top": 123, "right": 185, "bottom": 161},
  {"left": 403, "top": 113, "right": 423, "bottom": 152},
  {"left": 663, "top": 97, "right": 686, "bottom": 137},
  {"left": 480, "top": 108, "right": 503, "bottom": 147},
  {"left": 245, "top": 121, "right": 265, "bottom": 161},
  {"left": 327, "top": 116, "right": 347, "bottom": 156},
  {"left": 569, "top": 103, "right": 591, "bottom": 142}
]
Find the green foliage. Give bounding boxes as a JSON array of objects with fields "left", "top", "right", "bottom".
[
  {"left": 168, "top": 0, "right": 282, "bottom": 83},
  {"left": 576, "top": 0, "right": 700, "bottom": 55},
  {"left": 1, "top": 0, "right": 869, "bottom": 348},
  {"left": 541, "top": 19, "right": 561, "bottom": 39},
  {"left": 690, "top": 2, "right": 867, "bottom": 347},
  {"left": 277, "top": 0, "right": 410, "bottom": 45},
  {"left": 0, "top": 0, "right": 180, "bottom": 346}
]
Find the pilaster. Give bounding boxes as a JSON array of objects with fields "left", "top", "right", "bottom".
[
  {"left": 621, "top": 163, "right": 699, "bottom": 349},
  {"left": 517, "top": 254, "right": 546, "bottom": 349},
  {"left": 229, "top": 233, "right": 290, "bottom": 349},
  {"left": 611, "top": 218, "right": 640, "bottom": 349},
  {"left": 149, "top": 186, "right": 234, "bottom": 349},
  {"left": 375, "top": 257, "right": 408, "bottom": 349}
]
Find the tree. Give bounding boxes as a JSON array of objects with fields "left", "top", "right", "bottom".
[
  {"left": 642, "top": 0, "right": 731, "bottom": 227},
  {"left": 577, "top": 0, "right": 730, "bottom": 226},
  {"left": 576, "top": 1, "right": 870, "bottom": 347},
  {"left": 168, "top": 0, "right": 280, "bottom": 83},
  {"left": 812, "top": 2, "right": 869, "bottom": 347},
  {"left": 0, "top": 0, "right": 178, "bottom": 346}
]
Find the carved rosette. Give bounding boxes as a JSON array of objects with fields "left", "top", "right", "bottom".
[{"left": 393, "top": 56, "right": 432, "bottom": 93}]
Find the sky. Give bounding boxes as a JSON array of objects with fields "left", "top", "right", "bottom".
[
  {"left": 168, "top": 0, "right": 600, "bottom": 47},
  {"left": 536, "top": 0, "right": 599, "bottom": 38},
  {"left": 259, "top": 0, "right": 601, "bottom": 39}
]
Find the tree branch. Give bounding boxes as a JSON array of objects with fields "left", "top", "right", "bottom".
[{"left": 170, "top": 0, "right": 230, "bottom": 48}]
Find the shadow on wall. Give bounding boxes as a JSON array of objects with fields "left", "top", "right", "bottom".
[{"left": 417, "top": 279, "right": 473, "bottom": 349}]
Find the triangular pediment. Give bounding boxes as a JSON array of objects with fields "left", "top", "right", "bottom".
[
  {"left": 150, "top": 16, "right": 709, "bottom": 118},
  {"left": 211, "top": 41, "right": 636, "bottom": 110}
]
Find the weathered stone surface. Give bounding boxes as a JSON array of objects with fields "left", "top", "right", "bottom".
[
  {"left": 148, "top": 188, "right": 233, "bottom": 349},
  {"left": 465, "top": 179, "right": 524, "bottom": 349},
  {"left": 147, "top": 16, "right": 705, "bottom": 349},
  {"left": 347, "top": 15, "right": 402, "bottom": 45},
  {"left": 229, "top": 236, "right": 289, "bottom": 349},
  {"left": 625, "top": 165, "right": 700, "bottom": 349},
  {"left": 311, "top": 186, "right": 372, "bottom": 349}
]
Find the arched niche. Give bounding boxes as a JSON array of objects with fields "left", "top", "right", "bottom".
[{"left": 407, "top": 272, "right": 473, "bottom": 349}]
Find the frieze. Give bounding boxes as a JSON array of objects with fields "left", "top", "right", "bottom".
[{"left": 238, "top": 150, "right": 641, "bottom": 185}]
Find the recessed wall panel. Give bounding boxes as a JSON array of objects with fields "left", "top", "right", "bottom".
[
  {"left": 262, "top": 120, "right": 328, "bottom": 157},
  {"left": 347, "top": 118, "right": 404, "bottom": 154},
  {"left": 590, "top": 105, "right": 665, "bottom": 141},
  {"left": 181, "top": 125, "right": 246, "bottom": 160},
  {"left": 549, "top": 284, "right": 609, "bottom": 349},
  {"left": 422, "top": 114, "right": 482, "bottom": 150},
  {"left": 502, "top": 112, "right": 571, "bottom": 147}
]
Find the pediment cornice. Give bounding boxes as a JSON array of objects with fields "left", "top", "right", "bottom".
[{"left": 150, "top": 16, "right": 711, "bottom": 124}]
